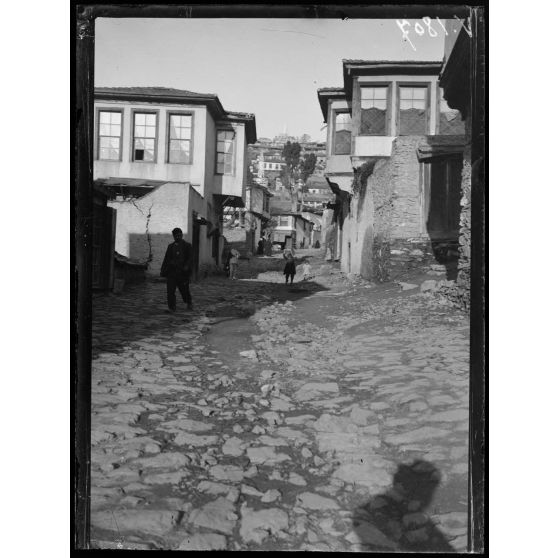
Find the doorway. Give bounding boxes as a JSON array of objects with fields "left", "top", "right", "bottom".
[
  {"left": 424, "top": 155, "right": 463, "bottom": 238},
  {"left": 192, "top": 217, "right": 201, "bottom": 280}
]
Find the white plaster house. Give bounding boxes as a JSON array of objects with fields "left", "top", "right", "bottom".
[{"left": 93, "top": 87, "right": 256, "bottom": 278}]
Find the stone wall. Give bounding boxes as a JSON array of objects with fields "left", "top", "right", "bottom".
[
  {"left": 456, "top": 143, "right": 472, "bottom": 307},
  {"left": 353, "top": 136, "right": 465, "bottom": 282},
  {"left": 389, "top": 238, "right": 459, "bottom": 278},
  {"left": 108, "top": 183, "right": 191, "bottom": 275},
  {"left": 389, "top": 137, "right": 427, "bottom": 239},
  {"left": 223, "top": 227, "right": 251, "bottom": 257},
  {"left": 355, "top": 137, "right": 428, "bottom": 282}
]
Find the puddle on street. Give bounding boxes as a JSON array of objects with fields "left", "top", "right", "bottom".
[{"left": 203, "top": 316, "right": 261, "bottom": 373}]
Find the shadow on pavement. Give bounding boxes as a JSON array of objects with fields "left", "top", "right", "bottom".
[
  {"left": 92, "top": 277, "right": 329, "bottom": 359},
  {"left": 351, "top": 460, "right": 455, "bottom": 552}
]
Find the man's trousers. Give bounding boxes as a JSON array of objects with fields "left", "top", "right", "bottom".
[{"left": 166, "top": 271, "right": 192, "bottom": 310}]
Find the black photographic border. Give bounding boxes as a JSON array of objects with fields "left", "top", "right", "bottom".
[{"left": 73, "top": 2, "right": 486, "bottom": 552}]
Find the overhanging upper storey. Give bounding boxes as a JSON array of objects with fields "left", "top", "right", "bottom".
[
  {"left": 95, "top": 86, "right": 229, "bottom": 120},
  {"left": 317, "top": 87, "right": 347, "bottom": 123},
  {"left": 225, "top": 111, "right": 258, "bottom": 144},
  {"left": 342, "top": 60, "right": 443, "bottom": 114}
]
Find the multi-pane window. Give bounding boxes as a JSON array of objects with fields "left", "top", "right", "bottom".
[
  {"left": 399, "top": 86, "right": 428, "bottom": 135},
  {"left": 133, "top": 112, "right": 157, "bottom": 162},
  {"left": 98, "top": 111, "right": 122, "bottom": 160},
  {"left": 439, "top": 97, "right": 465, "bottom": 135},
  {"left": 360, "top": 86, "right": 388, "bottom": 135},
  {"left": 216, "top": 130, "right": 235, "bottom": 175},
  {"left": 168, "top": 114, "right": 192, "bottom": 164},
  {"left": 279, "top": 216, "right": 290, "bottom": 227},
  {"left": 333, "top": 112, "right": 351, "bottom": 155}
]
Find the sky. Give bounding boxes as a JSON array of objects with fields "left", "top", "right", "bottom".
[{"left": 95, "top": 18, "right": 445, "bottom": 142}]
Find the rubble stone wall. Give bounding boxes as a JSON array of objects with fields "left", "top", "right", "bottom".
[
  {"left": 355, "top": 137, "right": 431, "bottom": 282},
  {"left": 389, "top": 136, "right": 427, "bottom": 240},
  {"left": 456, "top": 143, "right": 472, "bottom": 307}
]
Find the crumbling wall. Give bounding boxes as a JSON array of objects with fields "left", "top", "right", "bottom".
[
  {"left": 389, "top": 137, "right": 427, "bottom": 239},
  {"left": 354, "top": 154, "right": 395, "bottom": 282},
  {"left": 456, "top": 143, "right": 472, "bottom": 307},
  {"left": 108, "top": 183, "right": 190, "bottom": 275},
  {"left": 355, "top": 136, "right": 452, "bottom": 282}
]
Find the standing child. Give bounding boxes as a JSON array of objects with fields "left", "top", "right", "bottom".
[
  {"left": 283, "top": 249, "right": 296, "bottom": 284},
  {"left": 229, "top": 248, "right": 240, "bottom": 279}
]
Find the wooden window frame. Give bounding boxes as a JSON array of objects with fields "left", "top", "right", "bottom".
[
  {"left": 395, "top": 82, "right": 431, "bottom": 136},
  {"left": 166, "top": 110, "right": 195, "bottom": 165},
  {"left": 215, "top": 127, "right": 236, "bottom": 176},
  {"left": 95, "top": 107, "right": 124, "bottom": 161},
  {"left": 332, "top": 110, "right": 352, "bottom": 155},
  {"left": 358, "top": 82, "right": 392, "bottom": 136},
  {"left": 130, "top": 109, "right": 159, "bottom": 163}
]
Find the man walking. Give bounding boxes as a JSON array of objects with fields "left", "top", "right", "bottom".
[{"left": 160, "top": 227, "right": 194, "bottom": 312}]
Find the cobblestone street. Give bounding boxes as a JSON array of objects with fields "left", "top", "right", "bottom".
[{"left": 90, "top": 251, "right": 470, "bottom": 551}]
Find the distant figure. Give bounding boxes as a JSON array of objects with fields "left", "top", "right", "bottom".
[
  {"left": 283, "top": 248, "right": 296, "bottom": 285},
  {"left": 314, "top": 239, "right": 321, "bottom": 249},
  {"left": 229, "top": 248, "right": 241, "bottom": 279},
  {"left": 264, "top": 237, "right": 273, "bottom": 256},
  {"left": 160, "top": 227, "right": 193, "bottom": 313},
  {"left": 224, "top": 251, "right": 231, "bottom": 276},
  {"left": 302, "top": 261, "right": 312, "bottom": 281},
  {"left": 257, "top": 236, "right": 265, "bottom": 255}
]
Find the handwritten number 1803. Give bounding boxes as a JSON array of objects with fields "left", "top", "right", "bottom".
[{"left": 396, "top": 17, "right": 472, "bottom": 51}]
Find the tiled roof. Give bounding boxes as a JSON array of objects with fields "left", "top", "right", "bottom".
[
  {"left": 227, "top": 110, "right": 256, "bottom": 119},
  {"left": 95, "top": 87, "right": 258, "bottom": 143},
  {"left": 317, "top": 87, "right": 345, "bottom": 93},
  {"left": 342, "top": 59, "right": 443, "bottom": 65},
  {"left": 341, "top": 59, "right": 444, "bottom": 117},
  {"left": 95, "top": 86, "right": 216, "bottom": 98},
  {"left": 317, "top": 87, "right": 349, "bottom": 123}
]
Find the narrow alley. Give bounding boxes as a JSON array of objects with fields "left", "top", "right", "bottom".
[{"left": 89, "top": 249, "right": 469, "bottom": 551}]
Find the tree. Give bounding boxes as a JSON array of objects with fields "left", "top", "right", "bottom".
[
  {"left": 281, "top": 142, "right": 319, "bottom": 211},
  {"left": 281, "top": 141, "right": 302, "bottom": 194},
  {"left": 300, "top": 153, "right": 317, "bottom": 186}
]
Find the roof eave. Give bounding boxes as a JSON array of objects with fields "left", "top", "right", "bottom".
[
  {"left": 94, "top": 90, "right": 227, "bottom": 119},
  {"left": 317, "top": 88, "right": 346, "bottom": 123},
  {"left": 342, "top": 60, "right": 444, "bottom": 107},
  {"left": 222, "top": 113, "right": 258, "bottom": 144}
]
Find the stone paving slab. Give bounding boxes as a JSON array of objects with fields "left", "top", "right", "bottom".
[{"left": 90, "top": 259, "right": 469, "bottom": 551}]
